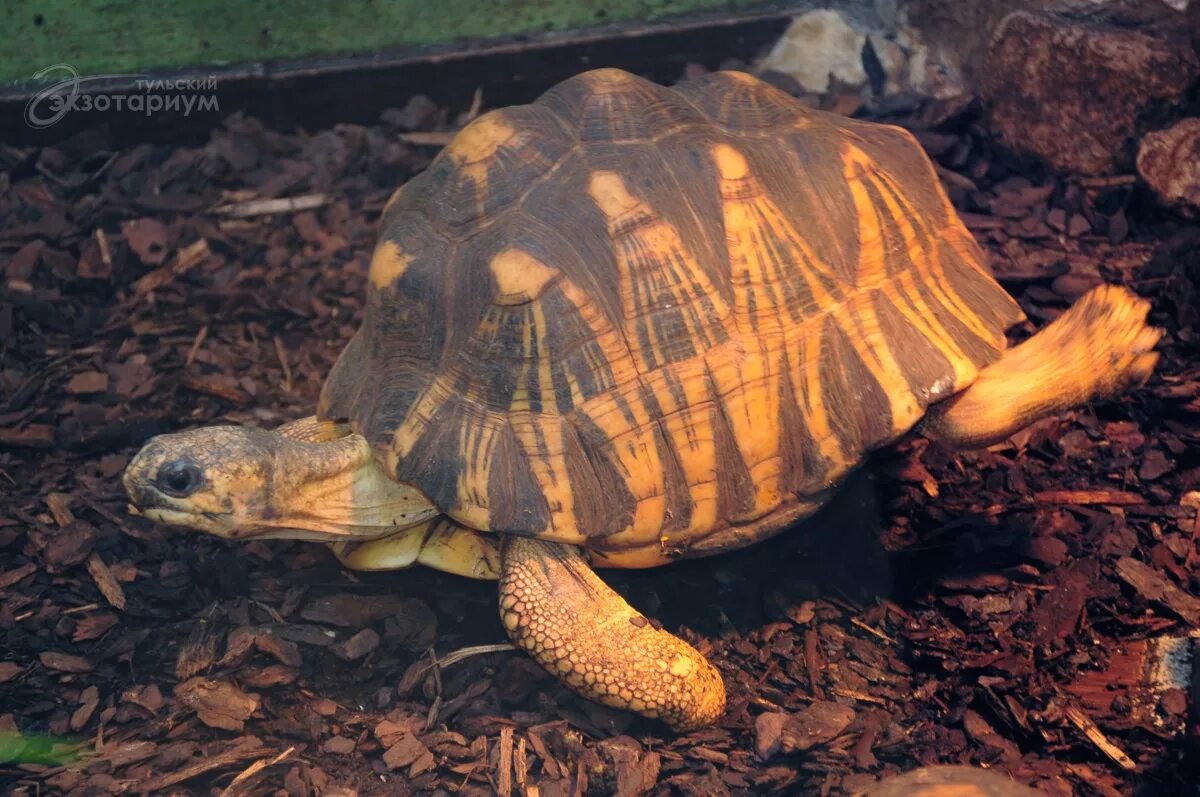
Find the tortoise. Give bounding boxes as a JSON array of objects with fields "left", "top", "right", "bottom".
[
  {"left": 124, "top": 68, "right": 1160, "bottom": 731},
  {"left": 854, "top": 765, "right": 1046, "bottom": 797}
]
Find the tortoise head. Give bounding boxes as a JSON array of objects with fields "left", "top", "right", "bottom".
[{"left": 123, "top": 424, "right": 440, "bottom": 540}]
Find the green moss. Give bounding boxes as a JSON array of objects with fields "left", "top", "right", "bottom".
[{"left": 3, "top": 0, "right": 763, "bottom": 85}]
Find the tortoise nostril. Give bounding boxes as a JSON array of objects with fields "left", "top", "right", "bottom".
[{"left": 157, "top": 460, "right": 203, "bottom": 498}]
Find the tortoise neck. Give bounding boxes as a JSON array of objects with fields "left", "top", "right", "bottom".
[{"left": 254, "top": 423, "right": 441, "bottom": 540}]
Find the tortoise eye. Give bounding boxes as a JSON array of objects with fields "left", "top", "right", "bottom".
[{"left": 157, "top": 460, "right": 203, "bottom": 497}]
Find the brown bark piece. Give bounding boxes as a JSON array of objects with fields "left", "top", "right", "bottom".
[
  {"left": 121, "top": 218, "right": 169, "bottom": 265},
  {"left": 331, "top": 628, "right": 380, "bottom": 661},
  {"left": 1114, "top": 556, "right": 1200, "bottom": 626},
  {"left": 1034, "top": 490, "right": 1143, "bottom": 506},
  {"left": 86, "top": 553, "right": 127, "bottom": 609},
  {"left": 39, "top": 651, "right": 93, "bottom": 673},
  {"left": 174, "top": 678, "right": 260, "bottom": 732},
  {"left": 66, "top": 371, "right": 109, "bottom": 394},
  {"left": 299, "top": 593, "right": 410, "bottom": 627},
  {"left": 137, "top": 738, "right": 272, "bottom": 794}
]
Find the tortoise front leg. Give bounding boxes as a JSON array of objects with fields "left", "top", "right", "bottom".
[
  {"left": 922, "top": 285, "right": 1159, "bottom": 449},
  {"left": 499, "top": 536, "right": 725, "bottom": 731}
]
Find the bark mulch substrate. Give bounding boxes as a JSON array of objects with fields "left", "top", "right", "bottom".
[{"left": 3, "top": 74, "right": 1200, "bottom": 797}]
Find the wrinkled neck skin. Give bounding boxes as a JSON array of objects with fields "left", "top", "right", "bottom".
[{"left": 260, "top": 433, "right": 439, "bottom": 541}]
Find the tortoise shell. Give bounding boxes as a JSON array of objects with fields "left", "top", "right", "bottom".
[{"left": 319, "top": 69, "right": 1024, "bottom": 565}]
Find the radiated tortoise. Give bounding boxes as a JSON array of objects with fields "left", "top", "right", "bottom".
[{"left": 124, "top": 69, "right": 1160, "bottom": 730}]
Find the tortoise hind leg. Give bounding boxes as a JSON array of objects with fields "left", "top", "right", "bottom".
[
  {"left": 499, "top": 536, "right": 725, "bottom": 730},
  {"left": 923, "top": 285, "right": 1160, "bottom": 449}
]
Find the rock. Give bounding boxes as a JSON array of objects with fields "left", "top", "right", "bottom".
[
  {"left": 1138, "top": 118, "right": 1200, "bottom": 214},
  {"left": 985, "top": 9, "right": 1198, "bottom": 174},
  {"left": 758, "top": 10, "right": 869, "bottom": 94},
  {"left": 380, "top": 94, "right": 438, "bottom": 131},
  {"left": 757, "top": 7, "right": 971, "bottom": 100}
]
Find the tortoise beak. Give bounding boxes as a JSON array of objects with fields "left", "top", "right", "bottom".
[
  {"left": 122, "top": 451, "right": 155, "bottom": 509},
  {"left": 122, "top": 457, "right": 179, "bottom": 520},
  {"left": 123, "top": 442, "right": 171, "bottom": 509}
]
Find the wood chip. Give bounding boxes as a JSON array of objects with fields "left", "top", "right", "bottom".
[
  {"left": 174, "top": 678, "right": 260, "bottom": 731},
  {"left": 39, "top": 651, "right": 93, "bottom": 673},
  {"left": 131, "top": 238, "right": 211, "bottom": 301},
  {"left": 1034, "top": 489, "right": 1144, "bottom": 506},
  {"left": 1114, "top": 556, "right": 1200, "bottom": 626},
  {"left": 0, "top": 424, "right": 55, "bottom": 448},
  {"left": 330, "top": 628, "right": 380, "bottom": 661},
  {"left": 219, "top": 746, "right": 294, "bottom": 797},
  {"left": 86, "top": 553, "right": 126, "bottom": 610},
  {"left": 66, "top": 371, "right": 109, "bottom": 394},
  {"left": 273, "top": 335, "right": 293, "bottom": 392},
  {"left": 498, "top": 725, "right": 513, "bottom": 797},
  {"left": 0, "top": 562, "right": 37, "bottom": 589},
  {"left": 381, "top": 730, "right": 433, "bottom": 774},
  {"left": 1064, "top": 703, "right": 1138, "bottom": 771},
  {"left": 45, "top": 492, "right": 74, "bottom": 526},
  {"left": 180, "top": 372, "right": 249, "bottom": 404},
  {"left": 299, "top": 593, "right": 409, "bottom": 627},
  {"left": 213, "top": 193, "right": 329, "bottom": 218},
  {"left": 73, "top": 612, "right": 118, "bottom": 642},
  {"left": 756, "top": 701, "right": 856, "bottom": 759},
  {"left": 138, "top": 738, "right": 272, "bottom": 794},
  {"left": 323, "top": 735, "right": 356, "bottom": 755},
  {"left": 70, "top": 685, "right": 100, "bottom": 731},
  {"left": 121, "top": 217, "right": 169, "bottom": 265}
]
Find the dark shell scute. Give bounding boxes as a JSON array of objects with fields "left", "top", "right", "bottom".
[{"left": 538, "top": 68, "right": 709, "bottom": 143}]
